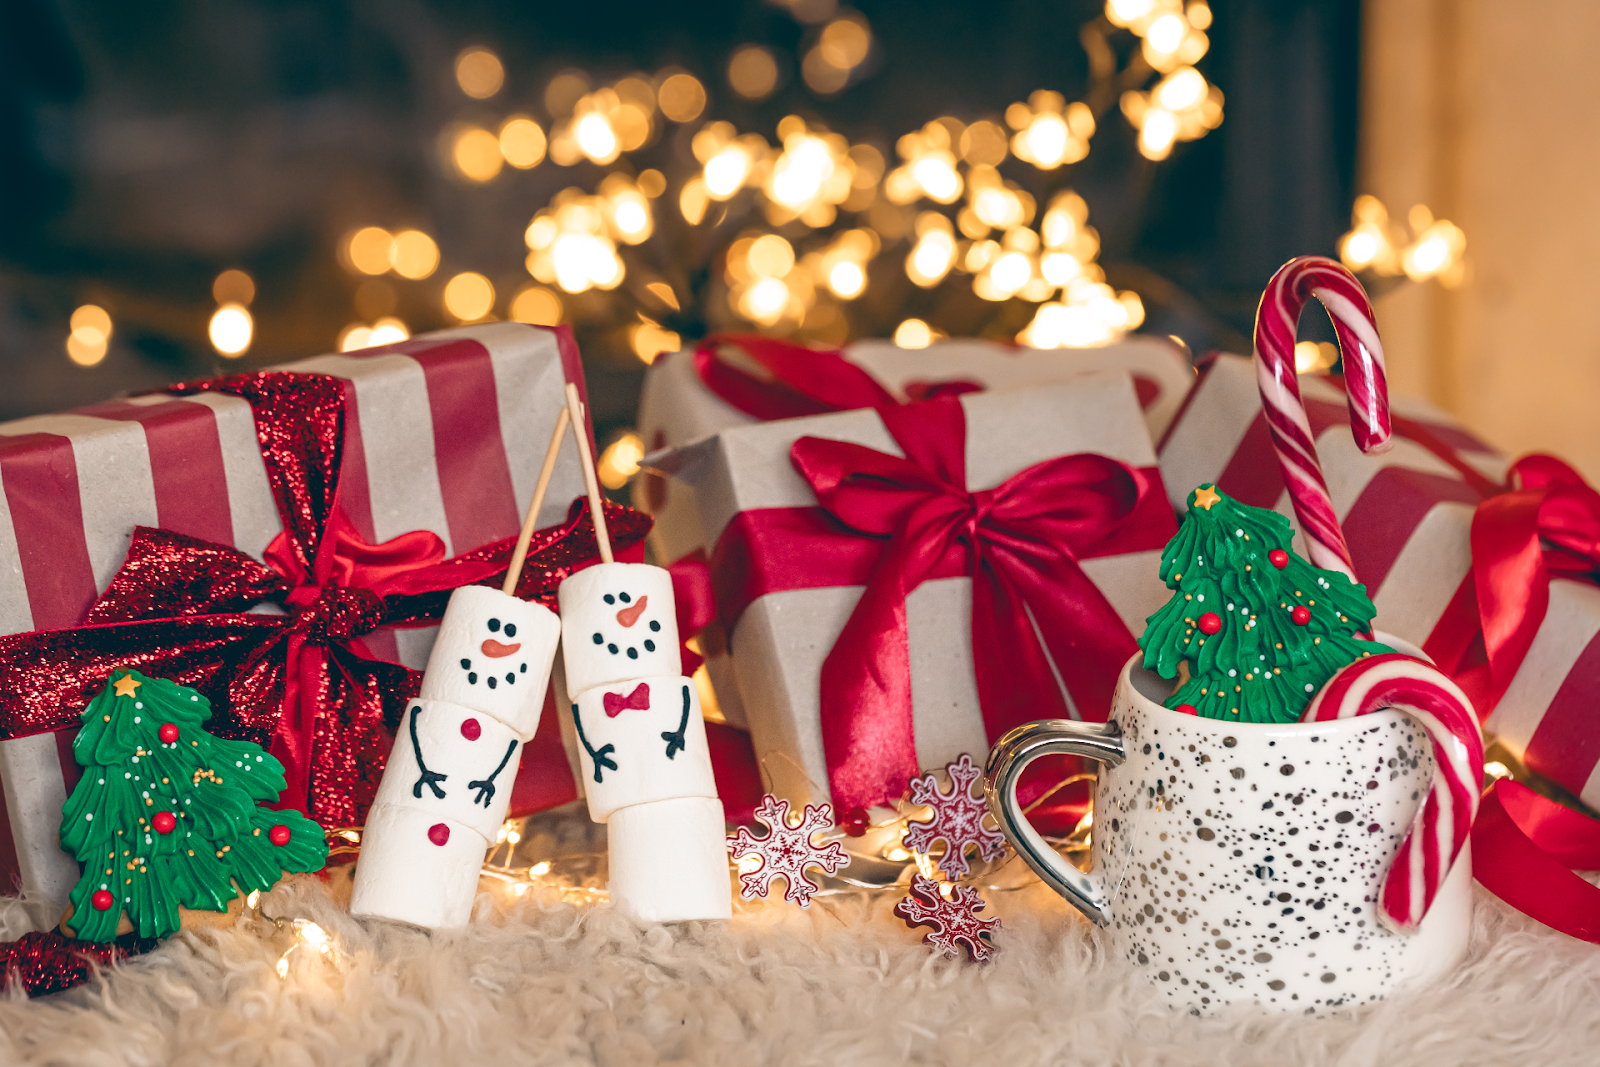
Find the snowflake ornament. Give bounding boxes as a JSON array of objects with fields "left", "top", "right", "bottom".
[
  {"left": 903, "top": 753, "right": 1007, "bottom": 877},
  {"left": 726, "top": 795, "right": 850, "bottom": 908},
  {"left": 894, "top": 874, "right": 1001, "bottom": 962}
]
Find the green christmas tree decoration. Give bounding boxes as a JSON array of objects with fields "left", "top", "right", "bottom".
[
  {"left": 59, "top": 669, "right": 328, "bottom": 943},
  {"left": 1138, "top": 484, "right": 1393, "bottom": 724}
]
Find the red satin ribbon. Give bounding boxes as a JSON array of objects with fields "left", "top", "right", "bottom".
[
  {"left": 694, "top": 335, "right": 896, "bottom": 420},
  {"left": 1473, "top": 780, "right": 1600, "bottom": 943},
  {"left": 0, "top": 371, "right": 648, "bottom": 826},
  {"left": 749, "top": 397, "right": 1174, "bottom": 813}
]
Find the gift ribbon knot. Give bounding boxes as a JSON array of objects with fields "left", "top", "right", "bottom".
[{"left": 788, "top": 396, "right": 1169, "bottom": 813}]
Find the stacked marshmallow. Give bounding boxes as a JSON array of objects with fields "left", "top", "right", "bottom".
[
  {"left": 351, "top": 586, "right": 561, "bottom": 929},
  {"left": 558, "top": 562, "right": 730, "bottom": 922}
]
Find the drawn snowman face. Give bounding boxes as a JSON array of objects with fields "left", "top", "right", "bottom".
[
  {"left": 455, "top": 614, "right": 533, "bottom": 693},
  {"left": 419, "top": 585, "right": 561, "bottom": 737},
  {"left": 558, "top": 562, "right": 682, "bottom": 695}
]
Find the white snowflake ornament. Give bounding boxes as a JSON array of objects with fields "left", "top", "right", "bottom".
[
  {"left": 726, "top": 795, "right": 850, "bottom": 908},
  {"left": 894, "top": 874, "right": 1000, "bottom": 962},
  {"left": 903, "top": 753, "right": 1006, "bottom": 877}
]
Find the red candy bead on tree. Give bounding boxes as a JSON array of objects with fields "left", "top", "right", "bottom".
[
  {"left": 90, "top": 890, "right": 114, "bottom": 912},
  {"left": 1138, "top": 484, "right": 1392, "bottom": 724},
  {"left": 1176, "top": 704, "right": 1198, "bottom": 716},
  {"left": 151, "top": 811, "right": 176, "bottom": 834},
  {"left": 158, "top": 723, "right": 179, "bottom": 744},
  {"left": 269, "top": 824, "right": 292, "bottom": 846}
]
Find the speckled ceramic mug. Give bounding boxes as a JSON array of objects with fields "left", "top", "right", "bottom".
[{"left": 984, "top": 654, "right": 1472, "bottom": 1015}]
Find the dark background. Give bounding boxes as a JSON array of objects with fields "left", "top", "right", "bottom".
[{"left": 0, "top": 0, "right": 1360, "bottom": 435}]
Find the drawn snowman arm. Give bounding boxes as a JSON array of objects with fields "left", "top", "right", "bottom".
[
  {"left": 571, "top": 703, "right": 618, "bottom": 783},
  {"left": 409, "top": 705, "right": 448, "bottom": 799},
  {"left": 468, "top": 739, "right": 519, "bottom": 807},
  {"left": 661, "top": 684, "right": 691, "bottom": 759}
]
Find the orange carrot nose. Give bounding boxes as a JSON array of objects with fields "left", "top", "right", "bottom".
[
  {"left": 615, "top": 595, "right": 649, "bottom": 628},
  {"left": 481, "top": 639, "right": 522, "bottom": 658}
]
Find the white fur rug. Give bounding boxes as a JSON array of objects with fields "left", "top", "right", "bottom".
[{"left": 1, "top": 858, "right": 1598, "bottom": 1066}]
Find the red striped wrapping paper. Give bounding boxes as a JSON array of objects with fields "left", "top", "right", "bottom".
[
  {"left": 1158, "top": 354, "right": 1600, "bottom": 811},
  {"left": 0, "top": 323, "right": 594, "bottom": 913}
]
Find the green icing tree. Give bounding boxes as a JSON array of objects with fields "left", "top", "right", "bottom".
[
  {"left": 1138, "top": 484, "right": 1392, "bottom": 724},
  {"left": 59, "top": 669, "right": 328, "bottom": 942}
]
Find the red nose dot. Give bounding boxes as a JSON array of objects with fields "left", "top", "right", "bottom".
[
  {"left": 1176, "top": 704, "right": 1198, "bottom": 716},
  {"left": 1268, "top": 549, "right": 1289, "bottom": 570},
  {"left": 1292, "top": 605, "right": 1312, "bottom": 625},
  {"left": 91, "top": 890, "right": 114, "bottom": 912},
  {"left": 460, "top": 717, "right": 482, "bottom": 741},
  {"left": 269, "top": 824, "right": 292, "bottom": 846},
  {"left": 159, "top": 723, "right": 179, "bottom": 743},
  {"left": 428, "top": 823, "right": 451, "bottom": 846},
  {"left": 1197, "top": 612, "right": 1222, "bottom": 635},
  {"left": 152, "top": 811, "right": 176, "bottom": 834}
]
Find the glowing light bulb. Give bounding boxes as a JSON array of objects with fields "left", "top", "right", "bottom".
[
  {"left": 209, "top": 304, "right": 253, "bottom": 357},
  {"left": 574, "top": 112, "right": 619, "bottom": 164},
  {"left": 704, "top": 145, "right": 752, "bottom": 199},
  {"left": 827, "top": 259, "right": 866, "bottom": 298},
  {"left": 1156, "top": 67, "right": 1207, "bottom": 112},
  {"left": 988, "top": 251, "right": 1033, "bottom": 295},
  {"left": 368, "top": 317, "right": 409, "bottom": 345},
  {"left": 739, "top": 277, "right": 791, "bottom": 325},
  {"left": 1024, "top": 113, "right": 1070, "bottom": 168},
  {"left": 598, "top": 432, "right": 645, "bottom": 489},
  {"left": 911, "top": 153, "right": 961, "bottom": 203},
  {"left": 1146, "top": 13, "right": 1185, "bottom": 53},
  {"left": 894, "top": 318, "right": 934, "bottom": 349},
  {"left": 1139, "top": 109, "right": 1178, "bottom": 159},
  {"left": 907, "top": 231, "right": 956, "bottom": 287}
]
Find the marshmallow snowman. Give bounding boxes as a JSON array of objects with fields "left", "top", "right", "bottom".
[
  {"left": 351, "top": 585, "right": 562, "bottom": 929},
  {"left": 558, "top": 562, "right": 730, "bottom": 922}
]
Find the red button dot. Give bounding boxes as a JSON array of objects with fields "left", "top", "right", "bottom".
[
  {"left": 269, "top": 824, "right": 291, "bottom": 846},
  {"left": 1268, "top": 549, "right": 1289, "bottom": 570},
  {"left": 428, "top": 823, "right": 451, "bottom": 846},
  {"left": 152, "top": 811, "right": 176, "bottom": 834},
  {"left": 1176, "top": 704, "right": 1198, "bottom": 716},
  {"left": 159, "top": 723, "right": 179, "bottom": 743},
  {"left": 460, "top": 717, "right": 482, "bottom": 741},
  {"left": 1292, "top": 605, "right": 1312, "bottom": 626},
  {"left": 1197, "top": 612, "right": 1222, "bottom": 635},
  {"left": 91, "top": 889, "right": 114, "bottom": 911},
  {"left": 838, "top": 807, "right": 871, "bottom": 837}
]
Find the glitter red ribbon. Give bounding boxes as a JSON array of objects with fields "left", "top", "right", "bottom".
[{"left": 0, "top": 371, "right": 647, "bottom": 826}]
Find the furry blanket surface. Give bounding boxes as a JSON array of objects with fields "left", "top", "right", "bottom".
[{"left": 1, "top": 865, "right": 1598, "bottom": 1067}]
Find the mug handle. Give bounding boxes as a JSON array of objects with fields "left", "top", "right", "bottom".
[{"left": 983, "top": 719, "right": 1125, "bottom": 927}]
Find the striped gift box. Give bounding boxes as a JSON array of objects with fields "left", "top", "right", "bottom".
[
  {"left": 0, "top": 323, "right": 592, "bottom": 918},
  {"left": 1158, "top": 355, "right": 1600, "bottom": 811}
]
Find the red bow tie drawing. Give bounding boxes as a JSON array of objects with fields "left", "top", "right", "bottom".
[{"left": 603, "top": 682, "right": 651, "bottom": 717}]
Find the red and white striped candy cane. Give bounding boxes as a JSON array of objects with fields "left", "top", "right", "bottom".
[
  {"left": 1302, "top": 653, "right": 1483, "bottom": 935},
  {"left": 1253, "top": 256, "right": 1393, "bottom": 579}
]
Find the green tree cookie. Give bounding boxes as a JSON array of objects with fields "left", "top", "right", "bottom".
[
  {"left": 1138, "top": 484, "right": 1392, "bottom": 724},
  {"left": 59, "top": 669, "right": 328, "bottom": 942}
]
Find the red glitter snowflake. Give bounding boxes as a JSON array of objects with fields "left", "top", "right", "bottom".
[
  {"left": 726, "top": 795, "right": 850, "bottom": 908},
  {"left": 903, "top": 753, "right": 1007, "bottom": 877},
  {"left": 894, "top": 874, "right": 1000, "bottom": 962}
]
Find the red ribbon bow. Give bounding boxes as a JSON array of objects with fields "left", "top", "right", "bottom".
[
  {"left": 603, "top": 682, "right": 652, "bottom": 718},
  {"left": 694, "top": 335, "right": 897, "bottom": 420},
  {"left": 0, "top": 372, "right": 647, "bottom": 826},
  {"left": 788, "top": 397, "right": 1172, "bottom": 813}
]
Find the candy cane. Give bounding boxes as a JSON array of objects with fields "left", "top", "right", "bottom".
[
  {"left": 1253, "top": 256, "right": 1393, "bottom": 579},
  {"left": 1302, "top": 653, "right": 1483, "bottom": 935}
]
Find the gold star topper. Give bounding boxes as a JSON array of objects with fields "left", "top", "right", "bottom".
[
  {"left": 113, "top": 674, "right": 141, "bottom": 698},
  {"left": 1192, "top": 485, "right": 1222, "bottom": 511}
]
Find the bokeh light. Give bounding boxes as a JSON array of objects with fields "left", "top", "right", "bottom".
[
  {"left": 631, "top": 321, "right": 681, "bottom": 364},
  {"left": 443, "top": 272, "right": 495, "bottom": 321},
  {"left": 894, "top": 318, "right": 937, "bottom": 349},
  {"left": 212, "top": 269, "right": 255, "bottom": 306},
  {"left": 455, "top": 48, "right": 505, "bottom": 99},
  {"left": 452, "top": 125, "right": 505, "bottom": 181},
  {"left": 729, "top": 46, "right": 779, "bottom": 100},
  {"left": 597, "top": 432, "right": 645, "bottom": 490},
  {"left": 209, "top": 304, "right": 253, "bottom": 357},
  {"left": 391, "top": 230, "right": 440, "bottom": 280},
  {"left": 510, "top": 285, "right": 563, "bottom": 326},
  {"left": 499, "top": 117, "right": 547, "bottom": 169},
  {"left": 346, "top": 227, "right": 396, "bottom": 275},
  {"left": 66, "top": 304, "right": 111, "bottom": 366},
  {"left": 657, "top": 72, "right": 707, "bottom": 123}
]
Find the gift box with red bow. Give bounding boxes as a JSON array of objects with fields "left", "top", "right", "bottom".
[
  {"left": 1157, "top": 352, "right": 1600, "bottom": 814},
  {"left": 635, "top": 334, "right": 1194, "bottom": 567},
  {"left": 0, "top": 323, "right": 641, "bottom": 924},
  {"left": 651, "top": 373, "right": 1175, "bottom": 830}
]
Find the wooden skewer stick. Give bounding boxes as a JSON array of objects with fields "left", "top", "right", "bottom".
[
  {"left": 501, "top": 406, "right": 573, "bottom": 596},
  {"left": 564, "top": 382, "right": 613, "bottom": 564}
]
